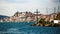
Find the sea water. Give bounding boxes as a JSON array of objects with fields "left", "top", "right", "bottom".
[{"left": 0, "top": 22, "right": 60, "bottom": 34}]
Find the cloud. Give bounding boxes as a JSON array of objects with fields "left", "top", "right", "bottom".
[
  {"left": 0, "top": 0, "right": 29, "bottom": 3},
  {"left": 0, "top": 0, "right": 60, "bottom": 16}
]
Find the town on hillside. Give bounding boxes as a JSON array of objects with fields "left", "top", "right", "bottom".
[
  {"left": 0, "top": 9, "right": 60, "bottom": 27},
  {"left": 0, "top": 9, "right": 60, "bottom": 22}
]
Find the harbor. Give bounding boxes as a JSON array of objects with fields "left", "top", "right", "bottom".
[{"left": 0, "top": 0, "right": 60, "bottom": 34}]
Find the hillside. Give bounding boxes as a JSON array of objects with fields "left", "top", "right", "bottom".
[{"left": 0, "top": 15, "right": 10, "bottom": 19}]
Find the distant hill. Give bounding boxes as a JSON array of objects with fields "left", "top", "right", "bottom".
[{"left": 0, "top": 15, "right": 10, "bottom": 19}]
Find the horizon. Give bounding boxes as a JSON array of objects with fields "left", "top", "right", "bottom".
[{"left": 0, "top": 0, "right": 60, "bottom": 16}]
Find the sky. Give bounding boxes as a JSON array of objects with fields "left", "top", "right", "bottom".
[{"left": 0, "top": 0, "right": 60, "bottom": 16}]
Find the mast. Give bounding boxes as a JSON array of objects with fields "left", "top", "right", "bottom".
[
  {"left": 54, "top": 7, "right": 56, "bottom": 20},
  {"left": 35, "top": 9, "right": 40, "bottom": 23},
  {"left": 54, "top": 7, "right": 56, "bottom": 13},
  {"left": 57, "top": 5, "right": 60, "bottom": 20},
  {"left": 58, "top": 5, "right": 59, "bottom": 13}
]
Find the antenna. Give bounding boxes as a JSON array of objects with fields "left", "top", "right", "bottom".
[{"left": 46, "top": 8, "right": 48, "bottom": 15}]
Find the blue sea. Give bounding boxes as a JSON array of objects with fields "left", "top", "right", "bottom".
[{"left": 0, "top": 22, "right": 60, "bottom": 34}]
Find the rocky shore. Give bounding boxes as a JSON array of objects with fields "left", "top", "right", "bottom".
[
  {"left": 32, "top": 23, "right": 60, "bottom": 27},
  {"left": 31, "top": 18, "right": 60, "bottom": 27}
]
